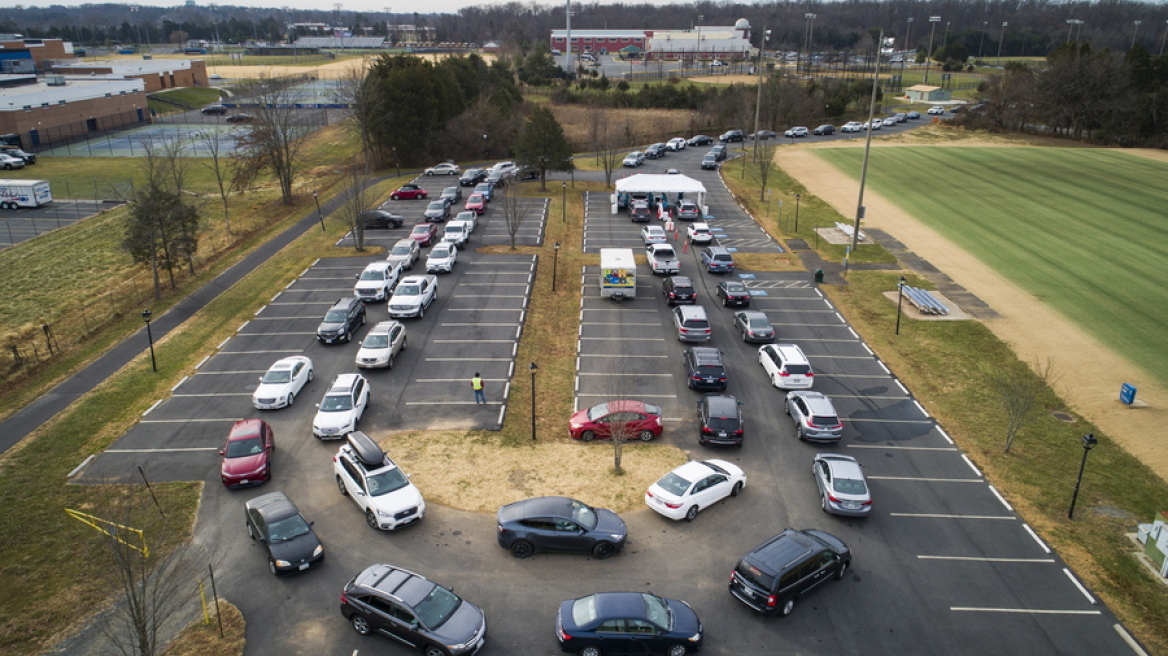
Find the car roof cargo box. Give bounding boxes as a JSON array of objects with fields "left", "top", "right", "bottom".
[{"left": 347, "top": 431, "right": 385, "bottom": 466}]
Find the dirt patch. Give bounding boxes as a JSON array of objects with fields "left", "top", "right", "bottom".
[
  {"left": 205, "top": 52, "right": 494, "bottom": 79},
  {"left": 778, "top": 138, "right": 1168, "bottom": 482}
]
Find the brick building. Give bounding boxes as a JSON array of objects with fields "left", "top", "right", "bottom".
[{"left": 51, "top": 58, "right": 209, "bottom": 93}]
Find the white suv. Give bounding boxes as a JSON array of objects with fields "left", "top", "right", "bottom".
[
  {"left": 353, "top": 261, "right": 401, "bottom": 302},
  {"left": 355, "top": 321, "right": 407, "bottom": 369},
  {"left": 841, "top": 121, "right": 864, "bottom": 133},
  {"left": 312, "top": 373, "right": 370, "bottom": 439},
  {"left": 758, "top": 344, "right": 815, "bottom": 389},
  {"left": 333, "top": 431, "right": 425, "bottom": 530}
]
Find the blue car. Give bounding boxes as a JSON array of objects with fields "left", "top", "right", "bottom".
[{"left": 556, "top": 592, "right": 703, "bottom": 656}]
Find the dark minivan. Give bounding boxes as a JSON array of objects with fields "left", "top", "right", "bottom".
[{"left": 729, "top": 528, "right": 851, "bottom": 617}]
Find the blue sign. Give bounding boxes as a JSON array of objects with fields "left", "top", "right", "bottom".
[
  {"left": 726, "top": 247, "right": 738, "bottom": 252},
  {"left": 1120, "top": 383, "right": 1137, "bottom": 405},
  {"left": 749, "top": 290, "right": 768, "bottom": 296},
  {"left": 737, "top": 274, "right": 757, "bottom": 279}
]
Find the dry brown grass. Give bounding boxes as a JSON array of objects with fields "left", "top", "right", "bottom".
[
  {"left": 548, "top": 106, "right": 697, "bottom": 149},
  {"left": 160, "top": 599, "right": 245, "bottom": 656}
]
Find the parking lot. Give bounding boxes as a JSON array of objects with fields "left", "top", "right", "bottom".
[
  {"left": 70, "top": 150, "right": 1137, "bottom": 656},
  {"left": 0, "top": 199, "right": 121, "bottom": 248}
]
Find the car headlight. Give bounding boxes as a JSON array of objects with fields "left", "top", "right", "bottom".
[
  {"left": 313, "top": 544, "right": 324, "bottom": 557},
  {"left": 274, "top": 559, "right": 291, "bottom": 567},
  {"left": 688, "top": 632, "right": 702, "bottom": 642},
  {"left": 377, "top": 508, "right": 394, "bottom": 518}
]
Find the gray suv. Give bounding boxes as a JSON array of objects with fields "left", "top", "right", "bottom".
[
  {"left": 786, "top": 390, "right": 844, "bottom": 442},
  {"left": 701, "top": 247, "right": 735, "bottom": 273}
]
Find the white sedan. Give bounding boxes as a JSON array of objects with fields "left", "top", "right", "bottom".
[
  {"left": 687, "top": 222, "right": 714, "bottom": 244},
  {"left": 427, "top": 243, "right": 458, "bottom": 273},
  {"left": 424, "top": 162, "right": 460, "bottom": 176},
  {"left": 252, "top": 356, "right": 313, "bottom": 409},
  {"left": 667, "top": 137, "right": 686, "bottom": 151},
  {"left": 927, "top": 105, "right": 946, "bottom": 115},
  {"left": 640, "top": 225, "right": 667, "bottom": 244},
  {"left": 645, "top": 459, "right": 746, "bottom": 521}
]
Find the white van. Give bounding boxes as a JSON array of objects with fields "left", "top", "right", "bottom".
[{"left": 599, "top": 248, "right": 636, "bottom": 299}]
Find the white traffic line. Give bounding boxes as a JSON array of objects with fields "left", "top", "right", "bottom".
[
  {"left": 237, "top": 320, "right": 249, "bottom": 331},
  {"left": 172, "top": 393, "right": 253, "bottom": 397},
  {"left": 580, "top": 337, "right": 665, "bottom": 341},
  {"left": 936, "top": 426, "right": 954, "bottom": 444},
  {"left": 431, "top": 339, "right": 515, "bottom": 343},
  {"left": 868, "top": 476, "right": 983, "bottom": 482},
  {"left": 806, "top": 354, "right": 874, "bottom": 360},
  {"left": 415, "top": 378, "right": 507, "bottom": 382},
  {"left": 404, "top": 401, "right": 501, "bottom": 405},
  {"left": 142, "top": 400, "right": 163, "bottom": 416},
  {"left": 139, "top": 418, "right": 245, "bottom": 423},
  {"left": 425, "top": 357, "right": 513, "bottom": 362},
  {"left": 847, "top": 444, "right": 957, "bottom": 451},
  {"left": 950, "top": 607, "right": 1100, "bottom": 615},
  {"left": 218, "top": 350, "right": 304, "bottom": 354},
  {"left": 579, "top": 353, "right": 670, "bottom": 358},
  {"left": 106, "top": 447, "right": 219, "bottom": 453},
  {"left": 438, "top": 323, "right": 518, "bottom": 327},
  {"left": 890, "top": 513, "right": 1015, "bottom": 520},
  {"left": 917, "top": 555, "right": 1055, "bottom": 563},
  {"left": 577, "top": 372, "right": 674, "bottom": 377},
  {"left": 195, "top": 356, "right": 210, "bottom": 369},
  {"left": 230, "top": 332, "right": 313, "bottom": 336},
  {"left": 576, "top": 393, "right": 679, "bottom": 399},
  {"left": 193, "top": 370, "right": 266, "bottom": 375},
  {"left": 814, "top": 373, "right": 898, "bottom": 379},
  {"left": 1114, "top": 624, "right": 1150, "bottom": 656},
  {"left": 1063, "top": 568, "right": 1097, "bottom": 604},
  {"left": 452, "top": 294, "right": 529, "bottom": 299},
  {"left": 845, "top": 418, "right": 935, "bottom": 424},
  {"left": 1023, "top": 524, "right": 1052, "bottom": 553},
  {"left": 962, "top": 454, "right": 983, "bottom": 477},
  {"left": 988, "top": 485, "right": 1014, "bottom": 511},
  {"left": 829, "top": 394, "right": 911, "bottom": 400},
  {"left": 170, "top": 376, "right": 188, "bottom": 392}
]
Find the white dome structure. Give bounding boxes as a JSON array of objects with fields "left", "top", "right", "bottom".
[{"left": 734, "top": 18, "right": 750, "bottom": 30}]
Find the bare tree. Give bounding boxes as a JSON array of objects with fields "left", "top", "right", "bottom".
[
  {"left": 334, "top": 157, "right": 371, "bottom": 251},
  {"left": 591, "top": 108, "right": 627, "bottom": 188},
  {"left": 77, "top": 479, "right": 208, "bottom": 656},
  {"left": 198, "top": 129, "right": 234, "bottom": 235},
  {"left": 233, "top": 72, "right": 312, "bottom": 205},
  {"left": 986, "top": 358, "right": 1059, "bottom": 452},
  {"left": 496, "top": 181, "right": 529, "bottom": 250},
  {"left": 335, "top": 58, "right": 387, "bottom": 167},
  {"left": 753, "top": 143, "right": 778, "bottom": 201}
]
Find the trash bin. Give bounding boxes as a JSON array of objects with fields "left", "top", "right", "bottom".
[{"left": 814, "top": 269, "right": 824, "bottom": 283}]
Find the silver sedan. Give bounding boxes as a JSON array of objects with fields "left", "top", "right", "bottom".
[{"left": 812, "top": 453, "right": 872, "bottom": 517}]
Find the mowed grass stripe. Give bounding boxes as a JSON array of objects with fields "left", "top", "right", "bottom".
[{"left": 816, "top": 146, "right": 1168, "bottom": 386}]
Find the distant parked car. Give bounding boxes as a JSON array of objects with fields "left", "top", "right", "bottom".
[
  {"left": 359, "top": 209, "right": 404, "bottom": 230},
  {"left": 385, "top": 239, "right": 420, "bottom": 270},
  {"left": 423, "top": 200, "right": 451, "bottom": 222},
  {"left": 225, "top": 113, "right": 254, "bottom": 123},
  {"left": 813, "top": 124, "right": 836, "bottom": 135},
  {"left": 459, "top": 167, "right": 486, "bottom": 186},
  {"left": 473, "top": 182, "right": 494, "bottom": 201},
  {"left": 675, "top": 200, "right": 701, "bottom": 220},
  {"left": 719, "top": 129, "right": 744, "bottom": 143},
  {"left": 841, "top": 121, "right": 864, "bottom": 133},
  {"left": 928, "top": 105, "right": 946, "bottom": 114},
  {"left": 253, "top": 356, "right": 314, "bottom": 410},
  {"left": 623, "top": 151, "right": 645, "bottom": 167},
  {"left": 464, "top": 193, "right": 487, "bottom": 214},
  {"left": 786, "top": 390, "right": 844, "bottom": 442},
  {"left": 408, "top": 223, "right": 438, "bottom": 247},
  {"left": 201, "top": 104, "right": 227, "bottom": 115},
  {"left": 424, "top": 162, "right": 460, "bottom": 176},
  {"left": 312, "top": 373, "right": 370, "bottom": 439},
  {"left": 716, "top": 280, "right": 751, "bottom": 307},
  {"left": 0, "top": 153, "right": 25, "bottom": 170},
  {"left": 389, "top": 184, "right": 427, "bottom": 200},
  {"left": 667, "top": 137, "right": 687, "bottom": 151},
  {"left": 496, "top": 496, "right": 627, "bottom": 559},
  {"left": 439, "top": 186, "right": 462, "bottom": 205},
  {"left": 701, "top": 154, "right": 718, "bottom": 170},
  {"left": 688, "top": 134, "right": 714, "bottom": 146},
  {"left": 752, "top": 130, "right": 778, "bottom": 140},
  {"left": 784, "top": 126, "right": 809, "bottom": 138},
  {"left": 906, "top": 111, "right": 922, "bottom": 120}
]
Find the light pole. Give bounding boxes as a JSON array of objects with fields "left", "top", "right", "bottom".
[
  {"left": 923, "top": 16, "right": 941, "bottom": 84},
  {"left": 895, "top": 276, "right": 906, "bottom": 335},
  {"left": 793, "top": 194, "right": 801, "bottom": 232},
  {"left": 697, "top": 14, "right": 703, "bottom": 61},
  {"left": 978, "top": 20, "right": 987, "bottom": 59},
  {"left": 482, "top": 134, "right": 488, "bottom": 161},
  {"left": 312, "top": 191, "right": 325, "bottom": 232},
  {"left": 802, "top": 13, "right": 817, "bottom": 76},
  {"left": 997, "top": 22, "right": 1008, "bottom": 68},
  {"left": 392, "top": 146, "right": 399, "bottom": 178},
  {"left": 1066, "top": 19, "right": 1083, "bottom": 44},
  {"left": 850, "top": 34, "right": 894, "bottom": 269},
  {"left": 752, "top": 27, "right": 770, "bottom": 162},
  {"left": 561, "top": 182, "right": 567, "bottom": 222},
  {"left": 142, "top": 309, "right": 157, "bottom": 372},
  {"left": 565, "top": 0, "right": 573, "bottom": 76},
  {"left": 1161, "top": 19, "right": 1168, "bottom": 56},
  {"left": 1067, "top": 433, "right": 1098, "bottom": 520},
  {"left": 552, "top": 242, "right": 561, "bottom": 291},
  {"left": 901, "top": 17, "right": 913, "bottom": 82},
  {"left": 1132, "top": 20, "right": 1143, "bottom": 50},
  {"left": 529, "top": 362, "right": 539, "bottom": 441}
]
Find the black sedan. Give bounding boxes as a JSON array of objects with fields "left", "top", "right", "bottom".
[
  {"left": 556, "top": 592, "right": 703, "bottom": 656},
  {"left": 245, "top": 491, "right": 324, "bottom": 574},
  {"left": 687, "top": 134, "right": 713, "bottom": 146},
  {"left": 716, "top": 281, "right": 751, "bottom": 307},
  {"left": 813, "top": 124, "right": 836, "bottom": 135},
  {"left": 360, "top": 209, "right": 404, "bottom": 229},
  {"left": 496, "top": 496, "right": 627, "bottom": 559}
]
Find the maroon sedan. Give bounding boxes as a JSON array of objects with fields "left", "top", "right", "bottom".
[
  {"left": 464, "top": 193, "right": 487, "bottom": 215},
  {"left": 219, "top": 419, "right": 275, "bottom": 488},
  {"left": 569, "top": 400, "right": 664, "bottom": 442},
  {"left": 409, "top": 222, "right": 438, "bottom": 247},
  {"left": 390, "top": 184, "right": 428, "bottom": 200}
]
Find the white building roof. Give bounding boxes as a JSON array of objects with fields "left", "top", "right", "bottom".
[
  {"left": 0, "top": 76, "right": 144, "bottom": 112},
  {"left": 551, "top": 30, "right": 647, "bottom": 39},
  {"left": 52, "top": 59, "right": 195, "bottom": 75}
]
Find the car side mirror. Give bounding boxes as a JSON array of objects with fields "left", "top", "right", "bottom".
[
  {"left": 257, "top": 536, "right": 267, "bottom": 543},
  {"left": 258, "top": 376, "right": 263, "bottom": 382},
  {"left": 738, "top": 400, "right": 745, "bottom": 406},
  {"left": 308, "top": 521, "right": 315, "bottom": 527},
  {"left": 315, "top": 403, "right": 321, "bottom": 409},
  {"left": 217, "top": 450, "right": 224, "bottom": 456},
  {"left": 358, "top": 340, "right": 363, "bottom": 346},
  {"left": 354, "top": 273, "right": 359, "bottom": 279}
]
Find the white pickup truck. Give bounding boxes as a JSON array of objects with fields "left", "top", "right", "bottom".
[{"left": 646, "top": 244, "right": 680, "bottom": 275}]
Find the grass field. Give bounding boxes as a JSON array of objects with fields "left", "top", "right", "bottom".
[{"left": 815, "top": 146, "right": 1168, "bottom": 389}]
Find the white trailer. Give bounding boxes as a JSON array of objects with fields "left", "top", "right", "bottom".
[
  {"left": 599, "top": 248, "right": 637, "bottom": 299},
  {"left": 0, "top": 179, "right": 52, "bottom": 209}
]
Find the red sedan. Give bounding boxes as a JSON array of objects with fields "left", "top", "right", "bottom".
[
  {"left": 465, "top": 193, "right": 487, "bottom": 215},
  {"left": 568, "top": 400, "right": 664, "bottom": 442},
  {"left": 219, "top": 419, "right": 275, "bottom": 488},
  {"left": 409, "top": 222, "right": 438, "bottom": 246},
  {"left": 390, "top": 184, "right": 428, "bottom": 200}
]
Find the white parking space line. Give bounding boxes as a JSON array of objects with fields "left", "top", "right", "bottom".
[
  {"left": 768, "top": 321, "right": 850, "bottom": 327},
  {"left": 457, "top": 282, "right": 529, "bottom": 287},
  {"left": 890, "top": 513, "right": 1015, "bottom": 520},
  {"left": 846, "top": 418, "right": 935, "bottom": 424},
  {"left": 848, "top": 445, "right": 957, "bottom": 451},
  {"left": 988, "top": 485, "right": 1014, "bottom": 511},
  {"left": 1023, "top": 524, "right": 1052, "bottom": 553},
  {"left": 219, "top": 350, "right": 304, "bottom": 354},
  {"left": 405, "top": 401, "right": 500, "bottom": 405},
  {"left": 172, "top": 393, "right": 253, "bottom": 397},
  {"left": 779, "top": 337, "right": 860, "bottom": 343},
  {"left": 830, "top": 394, "right": 910, "bottom": 400},
  {"left": 439, "top": 323, "right": 518, "bottom": 327},
  {"left": 580, "top": 337, "right": 664, "bottom": 341},
  {"left": 962, "top": 454, "right": 983, "bottom": 477},
  {"left": 807, "top": 354, "right": 874, "bottom": 360},
  {"left": 193, "top": 370, "right": 267, "bottom": 375},
  {"left": 578, "top": 372, "right": 674, "bottom": 377},
  {"left": 277, "top": 288, "right": 353, "bottom": 292},
  {"left": 425, "top": 357, "right": 513, "bottom": 361},
  {"left": 913, "top": 400, "right": 930, "bottom": 417},
  {"left": 268, "top": 301, "right": 335, "bottom": 305},
  {"left": 142, "top": 399, "right": 163, "bottom": 416},
  {"left": 237, "top": 320, "right": 249, "bottom": 331},
  {"left": 140, "top": 418, "right": 244, "bottom": 423},
  {"left": 195, "top": 356, "right": 210, "bottom": 369},
  {"left": 936, "top": 426, "right": 954, "bottom": 444},
  {"left": 249, "top": 316, "right": 315, "bottom": 321},
  {"left": 232, "top": 332, "right": 314, "bottom": 336},
  {"left": 579, "top": 354, "right": 669, "bottom": 358},
  {"left": 577, "top": 393, "right": 678, "bottom": 399},
  {"left": 1115, "top": 625, "right": 1150, "bottom": 656},
  {"left": 170, "top": 376, "right": 188, "bottom": 392},
  {"left": 462, "top": 271, "right": 532, "bottom": 275},
  {"left": 1064, "top": 568, "right": 1098, "bottom": 604},
  {"left": 442, "top": 308, "right": 522, "bottom": 312},
  {"left": 106, "top": 447, "right": 220, "bottom": 453},
  {"left": 950, "top": 608, "right": 1101, "bottom": 615},
  {"left": 868, "top": 476, "right": 983, "bottom": 482},
  {"left": 431, "top": 339, "right": 515, "bottom": 343},
  {"left": 917, "top": 555, "right": 1055, "bottom": 563},
  {"left": 415, "top": 378, "right": 508, "bottom": 382}
]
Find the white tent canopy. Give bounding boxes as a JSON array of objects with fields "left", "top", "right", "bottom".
[{"left": 612, "top": 174, "right": 707, "bottom": 215}]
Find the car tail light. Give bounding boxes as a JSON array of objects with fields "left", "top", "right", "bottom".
[
  {"left": 332, "top": 456, "right": 337, "bottom": 462},
  {"left": 646, "top": 491, "right": 654, "bottom": 498},
  {"left": 827, "top": 494, "right": 841, "bottom": 503},
  {"left": 861, "top": 499, "right": 873, "bottom": 506},
  {"left": 718, "top": 376, "right": 727, "bottom": 382},
  {"left": 806, "top": 372, "right": 815, "bottom": 377},
  {"left": 766, "top": 595, "right": 778, "bottom": 607},
  {"left": 691, "top": 375, "right": 702, "bottom": 381},
  {"left": 701, "top": 427, "right": 714, "bottom": 435},
  {"left": 734, "top": 429, "right": 744, "bottom": 435},
  {"left": 663, "top": 500, "right": 682, "bottom": 509},
  {"left": 779, "top": 371, "right": 790, "bottom": 377},
  {"left": 560, "top": 629, "right": 572, "bottom": 641},
  {"left": 340, "top": 592, "right": 349, "bottom": 604}
]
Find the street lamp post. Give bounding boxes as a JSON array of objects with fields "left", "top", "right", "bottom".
[
  {"left": 978, "top": 20, "right": 987, "bottom": 59},
  {"left": 1132, "top": 20, "right": 1143, "bottom": 50},
  {"left": 1161, "top": 19, "right": 1168, "bottom": 56},
  {"left": 793, "top": 194, "right": 801, "bottom": 232},
  {"left": 142, "top": 309, "right": 157, "bottom": 372},
  {"left": 312, "top": 190, "right": 325, "bottom": 232},
  {"left": 392, "top": 146, "right": 399, "bottom": 178},
  {"left": 561, "top": 182, "right": 567, "bottom": 222},
  {"left": 552, "top": 242, "right": 561, "bottom": 291},
  {"left": 895, "top": 276, "right": 906, "bottom": 335},
  {"left": 752, "top": 27, "right": 770, "bottom": 162},
  {"left": 1066, "top": 19, "right": 1083, "bottom": 44},
  {"left": 850, "top": 33, "right": 894, "bottom": 269},
  {"left": 997, "top": 22, "right": 1008, "bottom": 68},
  {"left": 802, "top": 13, "right": 817, "bottom": 76},
  {"left": 923, "top": 16, "right": 941, "bottom": 84},
  {"left": 697, "top": 14, "right": 703, "bottom": 61},
  {"left": 529, "top": 363, "right": 539, "bottom": 441},
  {"left": 1067, "top": 433, "right": 1098, "bottom": 519},
  {"left": 901, "top": 17, "right": 913, "bottom": 82},
  {"left": 482, "top": 134, "right": 488, "bottom": 161}
]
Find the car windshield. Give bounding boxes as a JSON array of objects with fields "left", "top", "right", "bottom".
[
  {"left": 266, "top": 514, "right": 311, "bottom": 543},
  {"left": 749, "top": 317, "right": 771, "bottom": 329},
  {"left": 432, "top": 246, "right": 451, "bottom": 256},
  {"left": 319, "top": 393, "right": 352, "bottom": 412},
  {"left": 568, "top": 499, "right": 598, "bottom": 530},
  {"left": 359, "top": 270, "right": 385, "bottom": 280},
  {"left": 391, "top": 245, "right": 412, "bottom": 255},
  {"left": 428, "top": 202, "right": 444, "bottom": 209},
  {"left": 656, "top": 472, "right": 692, "bottom": 496},
  {"left": 397, "top": 284, "right": 420, "bottom": 296},
  {"left": 641, "top": 593, "right": 672, "bottom": 629},
  {"left": 706, "top": 416, "right": 739, "bottom": 431},
  {"left": 572, "top": 595, "right": 598, "bottom": 625},
  {"left": 261, "top": 370, "right": 291, "bottom": 384},
  {"left": 833, "top": 477, "right": 867, "bottom": 495},
  {"left": 324, "top": 310, "right": 348, "bottom": 322},
  {"left": 411, "top": 227, "right": 429, "bottom": 235},
  {"left": 586, "top": 403, "right": 611, "bottom": 420},
  {"left": 366, "top": 467, "right": 409, "bottom": 496},
  {"left": 725, "top": 283, "right": 747, "bottom": 292},
  {"left": 364, "top": 334, "right": 389, "bottom": 349},
  {"left": 445, "top": 226, "right": 463, "bottom": 234},
  {"left": 225, "top": 437, "right": 263, "bottom": 458},
  {"left": 413, "top": 585, "right": 461, "bottom": 629}
]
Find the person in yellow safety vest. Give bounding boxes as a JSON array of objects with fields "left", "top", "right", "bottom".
[{"left": 472, "top": 373, "right": 486, "bottom": 404}]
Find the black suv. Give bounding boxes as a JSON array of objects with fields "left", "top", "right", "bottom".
[
  {"left": 340, "top": 563, "right": 487, "bottom": 655},
  {"left": 317, "top": 297, "right": 366, "bottom": 344},
  {"left": 719, "top": 129, "right": 744, "bottom": 143},
  {"left": 697, "top": 394, "right": 744, "bottom": 446},
  {"left": 683, "top": 347, "right": 727, "bottom": 391},
  {"left": 459, "top": 168, "right": 486, "bottom": 187},
  {"left": 729, "top": 528, "right": 851, "bottom": 617},
  {"left": 359, "top": 209, "right": 404, "bottom": 230},
  {"left": 710, "top": 145, "right": 728, "bottom": 161},
  {"left": 663, "top": 275, "right": 697, "bottom": 305}
]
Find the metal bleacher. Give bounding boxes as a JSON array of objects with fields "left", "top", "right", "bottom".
[{"left": 901, "top": 285, "right": 948, "bottom": 315}]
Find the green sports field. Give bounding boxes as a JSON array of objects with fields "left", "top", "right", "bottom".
[{"left": 815, "top": 146, "right": 1168, "bottom": 388}]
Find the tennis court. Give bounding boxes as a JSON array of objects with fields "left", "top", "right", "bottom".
[{"left": 38, "top": 124, "right": 249, "bottom": 158}]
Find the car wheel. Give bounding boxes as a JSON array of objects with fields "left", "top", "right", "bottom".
[
  {"left": 835, "top": 559, "right": 848, "bottom": 580},
  {"left": 822, "top": 493, "right": 831, "bottom": 513},
  {"left": 581, "top": 430, "right": 596, "bottom": 442},
  {"left": 350, "top": 614, "right": 372, "bottom": 635},
  {"left": 731, "top": 481, "right": 743, "bottom": 497},
  {"left": 286, "top": 392, "right": 294, "bottom": 406},
  {"left": 779, "top": 597, "right": 796, "bottom": 617},
  {"left": 592, "top": 541, "right": 615, "bottom": 559},
  {"left": 423, "top": 646, "right": 449, "bottom": 656},
  {"left": 796, "top": 426, "right": 805, "bottom": 441},
  {"left": 510, "top": 540, "right": 534, "bottom": 559},
  {"left": 336, "top": 476, "right": 349, "bottom": 496},
  {"left": 401, "top": 336, "right": 408, "bottom": 350},
  {"left": 741, "top": 329, "right": 748, "bottom": 341},
  {"left": 269, "top": 558, "right": 279, "bottom": 575},
  {"left": 387, "top": 353, "right": 394, "bottom": 370},
  {"left": 307, "top": 368, "right": 314, "bottom": 382},
  {"left": 684, "top": 505, "right": 699, "bottom": 522},
  {"left": 784, "top": 403, "right": 791, "bottom": 416},
  {"left": 638, "top": 430, "right": 654, "bottom": 441},
  {"left": 418, "top": 305, "right": 424, "bottom": 319},
  {"left": 365, "top": 509, "right": 379, "bottom": 530},
  {"left": 390, "top": 194, "right": 400, "bottom": 200},
  {"left": 668, "top": 645, "right": 688, "bottom": 656},
  {"left": 722, "top": 297, "right": 729, "bottom": 306},
  {"left": 247, "top": 523, "right": 255, "bottom": 539},
  {"left": 581, "top": 647, "right": 602, "bottom": 656}
]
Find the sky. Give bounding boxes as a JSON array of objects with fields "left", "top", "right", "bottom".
[{"left": 0, "top": 0, "right": 592, "bottom": 16}]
